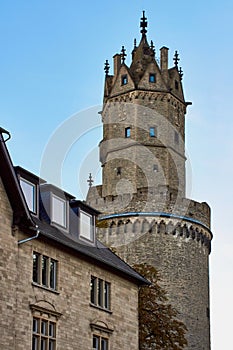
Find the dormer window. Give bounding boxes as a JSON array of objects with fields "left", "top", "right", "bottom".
[
  {"left": 175, "top": 80, "right": 179, "bottom": 90},
  {"left": 20, "top": 178, "right": 37, "bottom": 214},
  {"left": 51, "top": 194, "right": 67, "bottom": 228},
  {"left": 80, "top": 210, "right": 94, "bottom": 242},
  {"left": 149, "top": 73, "right": 156, "bottom": 83},
  {"left": 121, "top": 74, "right": 128, "bottom": 85}
]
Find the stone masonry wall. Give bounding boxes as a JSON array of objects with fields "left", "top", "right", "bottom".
[
  {"left": 0, "top": 177, "right": 18, "bottom": 349},
  {"left": 97, "top": 216, "right": 211, "bottom": 350},
  {"left": 0, "top": 177, "right": 140, "bottom": 350}
]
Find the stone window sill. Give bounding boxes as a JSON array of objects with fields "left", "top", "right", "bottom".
[
  {"left": 32, "top": 282, "right": 60, "bottom": 295},
  {"left": 89, "top": 303, "right": 112, "bottom": 314}
]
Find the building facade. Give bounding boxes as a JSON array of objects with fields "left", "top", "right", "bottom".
[
  {"left": 87, "top": 12, "right": 213, "bottom": 349},
  {"left": 0, "top": 128, "right": 147, "bottom": 350}
]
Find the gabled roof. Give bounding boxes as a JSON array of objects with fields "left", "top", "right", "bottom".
[{"left": 0, "top": 127, "right": 148, "bottom": 286}]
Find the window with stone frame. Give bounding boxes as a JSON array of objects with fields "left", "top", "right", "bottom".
[
  {"left": 92, "top": 334, "right": 109, "bottom": 350},
  {"left": 33, "top": 252, "right": 58, "bottom": 291},
  {"left": 90, "top": 276, "right": 111, "bottom": 311},
  {"left": 30, "top": 304, "right": 61, "bottom": 350},
  {"left": 32, "top": 315, "right": 56, "bottom": 350}
]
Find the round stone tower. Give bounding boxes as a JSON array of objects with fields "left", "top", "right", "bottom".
[{"left": 87, "top": 12, "right": 212, "bottom": 350}]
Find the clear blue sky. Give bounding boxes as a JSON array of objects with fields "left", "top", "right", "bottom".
[{"left": 0, "top": 1, "right": 232, "bottom": 349}]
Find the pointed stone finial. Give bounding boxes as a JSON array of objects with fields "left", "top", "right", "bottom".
[
  {"left": 140, "top": 10, "right": 147, "bottom": 36},
  {"left": 87, "top": 173, "right": 94, "bottom": 188},
  {"left": 134, "top": 38, "right": 137, "bottom": 49},
  {"left": 150, "top": 40, "right": 155, "bottom": 56},
  {"left": 121, "top": 46, "right": 127, "bottom": 64},
  {"left": 173, "top": 50, "right": 180, "bottom": 67},
  {"left": 179, "top": 67, "right": 183, "bottom": 80},
  {"left": 104, "top": 60, "right": 110, "bottom": 76}
]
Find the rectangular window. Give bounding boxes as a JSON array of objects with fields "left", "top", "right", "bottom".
[
  {"left": 32, "top": 316, "right": 56, "bottom": 350},
  {"left": 42, "top": 256, "right": 48, "bottom": 287},
  {"left": 80, "top": 210, "right": 94, "bottom": 241},
  {"left": 149, "top": 73, "right": 156, "bottom": 83},
  {"left": 52, "top": 195, "right": 67, "bottom": 228},
  {"left": 90, "top": 276, "right": 110, "bottom": 311},
  {"left": 33, "top": 252, "right": 58, "bottom": 291},
  {"left": 116, "top": 167, "right": 121, "bottom": 176},
  {"left": 149, "top": 127, "right": 156, "bottom": 137},
  {"left": 91, "top": 276, "right": 97, "bottom": 304},
  {"left": 125, "top": 127, "right": 131, "bottom": 138},
  {"left": 50, "top": 259, "right": 57, "bottom": 290},
  {"left": 98, "top": 279, "right": 103, "bottom": 307},
  {"left": 33, "top": 253, "right": 40, "bottom": 284},
  {"left": 121, "top": 74, "right": 128, "bottom": 85},
  {"left": 20, "top": 178, "right": 37, "bottom": 213},
  {"left": 104, "top": 282, "right": 110, "bottom": 309},
  {"left": 93, "top": 335, "right": 109, "bottom": 350}
]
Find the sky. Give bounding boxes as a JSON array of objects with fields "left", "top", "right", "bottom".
[{"left": 0, "top": 1, "right": 232, "bottom": 349}]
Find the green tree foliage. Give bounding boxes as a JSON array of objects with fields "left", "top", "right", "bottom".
[{"left": 133, "top": 263, "right": 187, "bottom": 350}]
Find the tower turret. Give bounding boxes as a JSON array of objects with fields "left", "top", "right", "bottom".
[
  {"left": 100, "top": 11, "right": 188, "bottom": 204},
  {"left": 87, "top": 12, "right": 212, "bottom": 350}
]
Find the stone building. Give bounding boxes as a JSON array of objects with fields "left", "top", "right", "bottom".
[
  {"left": 87, "top": 12, "right": 213, "bottom": 349},
  {"left": 0, "top": 127, "right": 147, "bottom": 350}
]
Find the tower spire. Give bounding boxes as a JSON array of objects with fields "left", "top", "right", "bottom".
[
  {"left": 140, "top": 10, "right": 147, "bottom": 36},
  {"left": 121, "top": 46, "right": 127, "bottom": 64},
  {"left": 173, "top": 50, "right": 180, "bottom": 67},
  {"left": 87, "top": 173, "right": 94, "bottom": 188},
  {"left": 104, "top": 60, "right": 110, "bottom": 76}
]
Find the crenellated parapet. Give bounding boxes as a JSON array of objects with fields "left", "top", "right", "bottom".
[
  {"left": 87, "top": 185, "right": 211, "bottom": 229},
  {"left": 97, "top": 215, "right": 212, "bottom": 253}
]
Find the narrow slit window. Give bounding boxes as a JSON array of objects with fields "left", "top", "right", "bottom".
[
  {"left": 153, "top": 164, "right": 158, "bottom": 172},
  {"left": 125, "top": 127, "right": 131, "bottom": 138},
  {"left": 33, "top": 253, "right": 40, "bottom": 284},
  {"left": 149, "top": 127, "right": 156, "bottom": 137},
  {"left": 116, "top": 167, "right": 121, "bottom": 176},
  {"left": 121, "top": 74, "right": 128, "bottom": 85}
]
